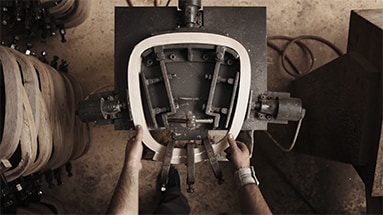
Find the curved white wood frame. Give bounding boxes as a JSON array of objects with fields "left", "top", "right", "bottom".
[
  {"left": 27, "top": 56, "right": 61, "bottom": 172},
  {"left": 9, "top": 49, "right": 41, "bottom": 132},
  {"left": 51, "top": 72, "right": 76, "bottom": 169},
  {"left": 45, "top": 66, "right": 71, "bottom": 170},
  {"left": 127, "top": 32, "right": 251, "bottom": 164},
  {"left": 63, "top": 72, "right": 90, "bottom": 160},
  {"left": 5, "top": 88, "right": 36, "bottom": 182},
  {"left": 25, "top": 95, "right": 52, "bottom": 175},
  {"left": 0, "top": 46, "right": 24, "bottom": 160}
]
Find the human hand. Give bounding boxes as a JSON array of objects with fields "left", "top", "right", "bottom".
[
  {"left": 225, "top": 134, "right": 250, "bottom": 170},
  {"left": 125, "top": 125, "right": 143, "bottom": 170}
]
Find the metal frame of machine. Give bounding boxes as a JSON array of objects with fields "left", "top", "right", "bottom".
[{"left": 78, "top": 0, "right": 305, "bottom": 192}]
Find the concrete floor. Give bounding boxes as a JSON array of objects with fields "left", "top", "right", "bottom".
[{"left": 2, "top": 0, "right": 382, "bottom": 214}]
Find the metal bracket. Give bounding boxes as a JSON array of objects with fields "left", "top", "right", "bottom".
[
  {"left": 179, "top": 0, "right": 202, "bottom": 28},
  {"left": 159, "top": 140, "right": 175, "bottom": 192},
  {"left": 186, "top": 141, "right": 195, "bottom": 193},
  {"left": 205, "top": 46, "right": 226, "bottom": 128},
  {"left": 203, "top": 138, "right": 224, "bottom": 184},
  {"left": 77, "top": 91, "right": 125, "bottom": 126},
  {"left": 154, "top": 46, "right": 177, "bottom": 128},
  {"left": 100, "top": 96, "right": 123, "bottom": 120},
  {"left": 248, "top": 91, "right": 304, "bottom": 124},
  {"left": 225, "top": 71, "right": 240, "bottom": 128}
]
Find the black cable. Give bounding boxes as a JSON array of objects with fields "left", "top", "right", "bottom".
[
  {"left": 166, "top": 0, "right": 172, "bottom": 7},
  {"left": 267, "top": 35, "right": 344, "bottom": 77},
  {"left": 268, "top": 36, "right": 314, "bottom": 76},
  {"left": 154, "top": 0, "right": 158, "bottom": 7}
]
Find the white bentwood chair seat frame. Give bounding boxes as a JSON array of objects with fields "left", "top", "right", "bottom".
[{"left": 127, "top": 32, "right": 251, "bottom": 164}]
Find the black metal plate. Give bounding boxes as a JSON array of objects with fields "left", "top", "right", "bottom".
[{"left": 114, "top": 7, "right": 267, "bottom": 130}]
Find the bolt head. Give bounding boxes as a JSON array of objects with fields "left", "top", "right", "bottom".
[{"left": 187, "top": 186, "right": 195, "bottom": 193}]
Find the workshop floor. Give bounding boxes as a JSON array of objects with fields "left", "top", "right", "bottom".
[{"left": 6, "top": 0, "right": 382, "bottom": 214}]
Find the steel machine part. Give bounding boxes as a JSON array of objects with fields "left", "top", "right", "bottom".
[
  {"left": 77, "top": 0, "right": 305, "bottom": 192},
  {"left": 179, "top": 0, "right": 202, "bottom": 28}
]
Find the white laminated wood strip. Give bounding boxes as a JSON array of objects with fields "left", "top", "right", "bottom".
[
  {"left": 1, "top": 47, "right": 84, "bottom": 179},
  {"left": 63, "top": 72, "right": 89, "bottom": 160},
  {"left": 9, "top": 48, "right": 41, "bottom": 136},
  {"left": 48, "top": 66, "right": 73, "bottom": 170},
  {"left": 0, "top": 46, "right": 24, "bottom": 160},
  {"left": 5, "top": 88, "right": 37, "bottom": 182},
  {"left": 24, "top": 94, "right": 52, "bottom": 175}
]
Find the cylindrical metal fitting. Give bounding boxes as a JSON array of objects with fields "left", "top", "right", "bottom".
[
  {"left": 78, "top": 99, "right": 103, "bottom": 122},
  {"left": 179, "top": 0, "right": 201, "bottom": 8},
  {"left": 276, "top": 98, "right": 303, "bottom": 121},
  {"left": 179, "top": 0, "right": 201, "bottom": 27}
]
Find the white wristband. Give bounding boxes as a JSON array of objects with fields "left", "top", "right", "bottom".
[{"left": 234, "top": 166, "right": 260, "bottom": 189}]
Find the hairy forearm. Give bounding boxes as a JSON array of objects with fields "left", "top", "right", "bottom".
[
  {"left": 239, "top": 184, "right": 272, "bottom": 215},
  {"left": 107, "top": 165, "right": 140, "bottom": 215}
]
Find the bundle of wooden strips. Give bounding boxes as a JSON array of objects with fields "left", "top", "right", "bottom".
[
  {"left": 0, "top": 46, "right": 89, "bottom": 183},
  {"left": 47, "top": 0, "right": 91, "bottom": 28}
]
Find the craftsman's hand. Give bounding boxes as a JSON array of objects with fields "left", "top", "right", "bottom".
[
  {"left": 225, "top": 134, "right": 251, "bottom": 170},
  {"left": 125, "top": 125, "right": 143, "bottom": 170}
]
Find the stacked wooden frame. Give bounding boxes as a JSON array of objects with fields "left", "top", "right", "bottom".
[{"left": 0, "top": 46, "right": 89, "bottom": 183}]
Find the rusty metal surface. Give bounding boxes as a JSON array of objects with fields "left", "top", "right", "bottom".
[{"left": 140, "top": 44, "right": 241, "bottom": 140}]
